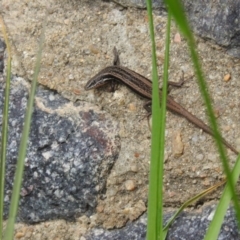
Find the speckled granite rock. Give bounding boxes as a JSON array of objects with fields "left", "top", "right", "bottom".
[
  {"left": 1, "top": 71, "right": 120, "bottom": 223},
  {"left": 113, "top": 0, "right": 240, "bottom": 58},
  {"left": 85, "top": 206, "right": 240, "bottom": 240},
  {"left": 183, "top": 0, "right": 240, "bottom": 58}
]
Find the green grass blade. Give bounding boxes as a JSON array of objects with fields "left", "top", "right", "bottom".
[
  {"left": 3, "top": 18, "right": 46, "bottom": 240},
  {"left": 146, "top": 0, "right": 171, "bottom": 239},
  {"left": 164, "top": 0, "right": 240, "bottom": 229},
  {"left": 204, "top": 155, "right": 240, "bottom": 240},
  {"left": 163, "top": 180, "right": 226, "bottom": 236},
  {"left": 145, "top": 0, "right": 161, "bottom": 239},
  {"left": 159, "top": 12, "right": 171, "bottom": 240},
  {"left": 0, "top": 16, "right": 12, "bottom": 239}
]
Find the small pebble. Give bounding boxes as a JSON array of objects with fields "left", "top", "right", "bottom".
[
  {"left": 125, "top": 180, "right": 136, "bottom": 191},
  {"left": 15, "top": 232, "right": 25, "bottom": 238},
  {"left": 223, "top": 73, "right": 231, "bottom": 82},
  {"left": 64, "top": 19, "right": 70, "bottom": 25},
  {"left": 130, "top": 164, "right": 138, "bottom": 172},
  {"left": 167, "top": 191, "right": 176, "bottom": 198},
  {"left": 72, "top": 88, "right": 81, "bottom": 95},
  {"left": 96, "top": 205, "right": 104, "bottom": 213},
  {"left": 128, "top": 103, "right": 137, "bottom": 112},
  {"left": 89, "top": 45, "right": 100, "bottom": 54},
  {"left": 172, "top": 131, "right": 184, "bottom": 157},
  {"left": 174, "top": 32, "right": 181, "bottom": 43},
  {"left": 15, "top": 227, "right": 28, "bottom": 239}
]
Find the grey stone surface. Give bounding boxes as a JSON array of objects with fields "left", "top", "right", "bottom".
[
  {"left": 85, "top": 206, "right": 240, "bottom": 240},
  {"left": 2, "top": 74, "right": 120, "bottom": 223},
  {"left": 184, "top": 0, "right": 240, "bottom": 58},
  {"left": 113, "top": 0, "right": 240, "bottom": 58},
  {"left": 166, "top": 206, "right": 240, "bottom": 240}
]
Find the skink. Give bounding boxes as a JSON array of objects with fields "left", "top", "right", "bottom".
[{"left": 85, "top": 52, "right": 239, "bottom": 155}]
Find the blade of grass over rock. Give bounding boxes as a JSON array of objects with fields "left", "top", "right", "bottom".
[
  {"left": 162, "top": 180, "right": 226, "bottom": 238},
  {"left": 0, "top": 16, "right": 12, "bottom": 239},
  {"left": 3, "top": 18, "right": 46, "bottom": 240},
  {"left": 204, "top": 155, "right": 240, "bottom": 240},
  {"left": 158, "top": 12, "right": 171, "bottom": 240},
  {"left": 146, "top": 0, "right": 171, "bottom": 239},
  {"left": 145, "top": 0, "right": 161, "bottom": 238},
  {"left": 164, "top": 0, "right": 240, "bottom": 229}
]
